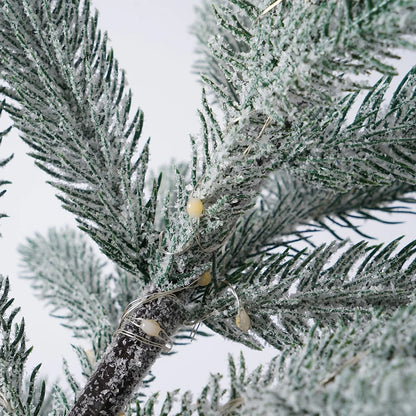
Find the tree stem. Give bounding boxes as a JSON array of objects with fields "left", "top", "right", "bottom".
[{"left": 68, "top": 292, "right": 187, "bottom": 416}]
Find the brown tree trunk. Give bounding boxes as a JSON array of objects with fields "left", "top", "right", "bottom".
[{"left": 68, "top": 292, "right": 187, "bottom": 416}]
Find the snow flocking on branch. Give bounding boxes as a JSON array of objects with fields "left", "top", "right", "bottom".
[
  {"left": 0, "top": 0, "right": 416, "bottom": 415},
  {"left": 0, "top": 101, "right": 13, "bottom": 229},
  {"left": 0, "top": 0, "right": 160, "bottom": 282}
]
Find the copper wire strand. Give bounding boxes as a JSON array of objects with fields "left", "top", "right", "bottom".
[
  {"left": 116, "top": 272, "right": 215, "bottom": 348},
  {"left": 189, "top": 321, "right": 201, "bottom": 341},
  {"left": 120, "top": 273, "right": 212, "bottom": 325},
  {"left": 320, "top": 351, "right": 369, "bottom": 386},
  {"left": 130, "top": 317, "right": 173, "bottom": 348},
  {"left": 243, "top": 116, "right": 272, "bottom": 156},
  {"left": 224, "top": 109, "right": 257, "bottom": 134},
  {"left": 223, "top": 280, "right": 241, "bottom": 310},
  {"left": 186, "top": 303, "right": 233, "bottom": 339},
  {"left": 185, "top": 280, "right": 244, "bottom": 336},
  {"left": 219, "top": 397, "right": 245, "bottom": 415},
  {"left": 256, "top": 0, "right": 284, "bottom": 22},
  {"left": 116, "top": 328, "right": 173, "bottom": 352},
  {"left": 121, "top": 293, "right": 181, "bottom": 322},
  {"left": 184, "top": 307, "right": 221, "bottom": 339},
  {"left": 117, "top": 298, "right": 176, "bottom": 353},
  {"left": 0, "top": 392, "right": 12, "bottom": 412},
  {"left": 223, "top": 280, "right": 251, "bottom": 332}
]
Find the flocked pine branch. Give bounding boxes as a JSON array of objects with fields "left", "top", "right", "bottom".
[
  {"left": 194, "top": 0, "right": 416, "bottom": 119},
  {"left": 18, "top": 228, "right": 121, "bottom": 358},
  {"left": 190, "top": 237, "right": 416, "bottom": 350},
  {"left": 0, "top": 276, "right": 46, "bottom": 416},
  {"left": 0, "top": 0, "right": 415, "bottom": 415},
  {"left": 220, "top": 170, "right": 416, "bottom": 270},
  {"left": 1, "top": 0, "right": 415, "bottom": 291},
  {"left": 277, "top": 69, "right": 416, "bottom": 190},
  {"left": 131, "top": 301, "right": 416, "bottom": 415},
  {"left": 192, "top": 0, "right": 416, "bottom": 190},
  {"left": 0, "top": 100, "right": 12, "bottom": 228},
  {"left": 0, "top": 0, "right": 159, "bottom": 280},
  {"left": 18, "top": 227, "right": 208, "bottom": 362},
  {"left": 155, "top": 50, "right": 416, "bottom": 305},
  {"left": 18, "top": 227, "right": 210, "bottom": 413}
]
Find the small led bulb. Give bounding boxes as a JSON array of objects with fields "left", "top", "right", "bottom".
[
  {"left": 85, "top": 349, "right": 96, "bottom": 366},
  {"left": 198, "top": 270, "right": 212, "bottom": 286},
  {"left": 187, "top": 198, "right": 203, "bottom": 218},
  {"left": 139, "top": 319, "right": 162, "bottom": 337},
  {"left": 235, "top": 308, "right": 251, "bottom": 332}
]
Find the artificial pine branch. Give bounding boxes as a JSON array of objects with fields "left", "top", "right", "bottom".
[
  {"left": 18, "top": 227, "right": 211, "bottom": 415},
  {"left": 220, "top": 171, "right": 416, "bottom": 268},
  {"left": 19, "top": 228, "right": 121, "bottom": 330},
  {"left": 0, "top": 101, "right": 13, "bottom": 227},
  {"left": 279, "top": 70, "right": 416, "bottom": 189},
  {"left": 133, "top": 302, "right": 416, "bottom": 415},
  {"left": 18, "top": 228, "right": 118, "bottom": 361},
  {"left": 0, "top": 277, "right": 45, "bottom": 416},
  {"left": 194, "top": 0, "right": 416, "bottom": 118},
  {"left": 0, "top": 0, "right": 158, "bottom": 279},
  {"left": 188, "top": 237, "right": 416, "bottom": 350},
  {"left": 0, "top": 0, "right": 415, "bottom": 415},
  {"left": 193, "top": 0, "right": 416, "bottom": 191}
]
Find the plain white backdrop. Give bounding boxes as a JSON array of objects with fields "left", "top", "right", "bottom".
[{"left": 0, "top": 0, "right": 415, "bottom": 404}]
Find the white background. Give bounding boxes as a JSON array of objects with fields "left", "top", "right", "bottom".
[{"left": 0, "top": 0, "right": 415, "bottom": 405}]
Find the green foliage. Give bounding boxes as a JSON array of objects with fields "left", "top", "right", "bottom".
[
  {"left": 221, "top": 170, "right": 416, "bottom": 268},
  {"left": 0, "top": 276, "right": 45, "bottom": 416},
  {"left": 130, "top": 302, "right": 416, "bottom": 415},
  {"left": 193, "top": 0, "right": 416, "bottom": 191},
  {"left": 187, "top": 237, "right": 416, "bottom": 350},
  {"left": 0, "top": 101, "right": 13, "bottom": 228},
  {"left": 280, "top": 70, "right": 416, "bottom": 190},
  {"left": 194, "top": 0, "right": 416, "bottom": 118},
  {"left": 18, "top": 227, "right": 209, "bottom": 352},
  {"left": 226, "top": 303, "right": 416, "bottom": 415},
  {"left": 0, "top": 0, "right": 159, "bottom": 281},
  {"left": 18, "top": 227, "right": 210, "bottom": 411},
  {"left": 1, "top": 0, "right": 416, "bottom": 415},
  {"left": 18, "top": 227, "right": 142, "bottom": 359}
]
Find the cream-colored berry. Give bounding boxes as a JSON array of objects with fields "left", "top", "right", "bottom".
[
  {"left": 187, "top": 198, "right": 203, "bottom": 218},
  {"left": 198, "top": 270, "right": 212, "bottom": 286},
  {"left": 139, "top": 319, "right": 161, "bottom": 337},
  {"left": 235, "top": 308, "right": 251, "bottom": 332}
]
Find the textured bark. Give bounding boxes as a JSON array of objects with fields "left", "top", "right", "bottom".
[{"left": 68, "top": 292, "right": 187, "bottom": 416}]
